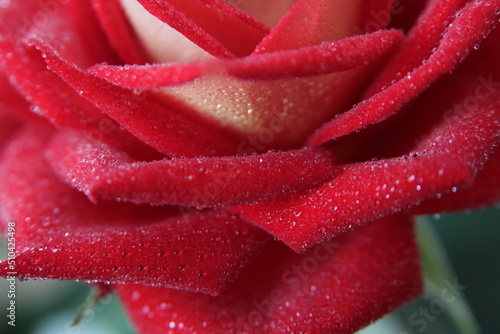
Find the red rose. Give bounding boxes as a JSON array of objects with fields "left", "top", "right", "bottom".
[{"left": 1, "top": 0, "right": 499, "bottom": 333}]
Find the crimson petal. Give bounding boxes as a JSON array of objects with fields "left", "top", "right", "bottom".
[
  {"left": 0, "top": 38, "right": 161, "bottom": 160},
  {"left": 254, "top": 0, "right": 371, "bottom": 52},
  {"left": 66, "top": 0, "right": 121, "bottom": 64},
  {"left": 0, "top": 110, "right": 21, "bottom": 153},
  {"left": 135, "top": 0, "right": 269, "bottom": 58},
  {"left": 234, "top": 104, "right": 500, "bottom": 252},
  {"left": 366, "top": 0, "right": 469, "bottom": 95},
  {"left": 91, "top": 0, "right": 150, "bottom": 64},
  {"left": 91, "top": 30, "right": 403, "bottom": 88},
  {"left": 412, "top": 148, "right": 500, "bottom": 214},
  {"left": 32, "top": 39, "right": 240, "bottom": 157},
  {"left": 117, "top": 214, "right": 422, "bottom": 334},
  {"left": 0, "top": 127, "right": 269, "bottom": 295},
  {"left": 308, "top": 0, "right": 500, "bottom": 146},
  {"left": 48, "top": 130, "right": 336, "bottom": 208}
]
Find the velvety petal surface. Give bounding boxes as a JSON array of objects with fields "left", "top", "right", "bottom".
[
  {"left": 412, "top": 148, "right": 500, "bottom": 214},
  {"left": 117, "top": 214, "right": 422, "bottom": 334},
  {"left": 91, "top": 30, "right": 403, "bottom": 88},
  {"left": 255, "top": 0, "right": 362, "bottom": 52},
  {"left": 254, "top": 0, "right": 394, "bottom": 53},
  {"left": 120, "top": 0, "right": 399, "bottom": 149},
  {"left": 32, "top": 40, "right": 241, "bottom": 157},
  {"left": 0, "top": 38, "right": 160, "bottom": 160},
  {"left": 365, "top": 0, "right": 469, "bottom": 96},
  {"left": 0, "top": 109, "right": 21, "bottom": 152},
  {"left": 308, "top": 0, "right": 500, "bottom": 146},
  {"left": 91, "top": 0, "right": 150, "bottom": 64},
  {"left": 49, "top": 130, "right": 336, "bottom": 208},
  {"left": 133, "top": 0, "right": 269, "bottom": 58},
  {"left": 66, "top": 0, "right": 120, "bottom": 65},
  {"left": 234, "top": 103, "right": 500, "bottom": 252},
  {"left": 0, "top": 127, "right": 269, "bottom": 295}
]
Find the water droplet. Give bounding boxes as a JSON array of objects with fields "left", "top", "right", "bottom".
[{"left": 132, "top": 291, "right": 140, "bottom": 301}]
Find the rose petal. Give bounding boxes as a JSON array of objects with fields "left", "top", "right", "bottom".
[
  {"left": 156, "top": 30, "right": 402, "bottom": 149},
  {"left": 233, "top": 104, "right": 500, "bottom": 252},
  {"left": 255, "top": 0, "right": 364, "bottom": 53},
  {"left": 48, "top": 129, "right": 336, "bottom": 208},
  {"left": 327, "top": 16, "right": 500, "bottom": 163},
  {"left": 226, "top": 0, "right": 297, "bottom": 27},
  {"left": 91, "top": 29, "right": 403, "bottom": 88},
  {"left": 347, "top": 20, "right": 500, "bottom": 212},
  {"left": 412, "top": 148, "right": 500, "bottom": 214},
  {"left": 0, "top": 39, "right": 160, "bottom": 160},
  {"left": 0, "top": 70, "right": 44, "bottom": 124},
  {"left": 0, "top": 110, "right": 21, "bottom": 153},
  {"left": 133, "top": 0, "right": 269, "bottom": 58},
  {"left": 66, "top": 0, "right": 120, "bottom": 64},
  {"left": 0, "top": 0, "right": 96, "bottom": 67},
  {"left": 91, "top": 0, "right": 149, "bottom": 64},
  {"left": 307, "top": 1, "right": 500, "bottom": 146},
  {"left": 116, "top": 213, "right": 422, "bottom": 334},
  {"left": 32, "top": 39, "right": 241, "bottom": 157},
  {"left": 0, "top": 127, "right": 269, "bottom": 295},
  {"left": 387, "top": 0, "right": 428, "bottom": 32},
  {"left": 366, "top": 0, "right": 469, "bottom": 95}
]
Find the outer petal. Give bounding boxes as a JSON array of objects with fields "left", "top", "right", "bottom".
[
  {"left": 91, "top": 30, "right": 403, "bottom": 88},
  {"left": 49, "top": 130, "right": 337, "bottom": 208},
  {"left": 32, "top": 39, "right": 241, "bottom": 157},
  {"left": 0, "top": 38, "right": 160, "bottom": 160},
  {"left": 412, "top": 148, "right": 500, "bottom": 214},
  {"left": 0, "top": 109, "right": 21, "bottom": 152},
  {"left": 234, "top": 105, "right": 500, "bottom": 252},
  {"left": 365, "top": 0, "right": 469, "bottom": 95},
  {"left": 0, "top": 0, "right": 104, "bottom": 68},
  {"left": 308, "top": 0, "right": 500, "bottom": 146},
  {"left": 0, "top": 127, "right": 269, "bottom": 295},
  {"left": 117, "top": 214, "right": 422, "bottom": 334}
]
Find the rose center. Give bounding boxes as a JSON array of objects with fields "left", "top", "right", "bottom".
[
  {"left": 119, "top": 0, "right": 297, "bottom": 63},
  {"left": 120, "top": 0, "right": 371, "bottom": 150}
]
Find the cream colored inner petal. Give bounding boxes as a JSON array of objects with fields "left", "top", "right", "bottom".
[
  {"left": 163, "top": 68, "right": 366, "bottom": 150},
  {"left": 119, "top": 0, "right": 214, "bottom": 63}
]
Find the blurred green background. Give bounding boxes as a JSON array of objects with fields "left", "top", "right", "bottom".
[{"left": 1, "top": 206, "right": 498, "bottom": 334}]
